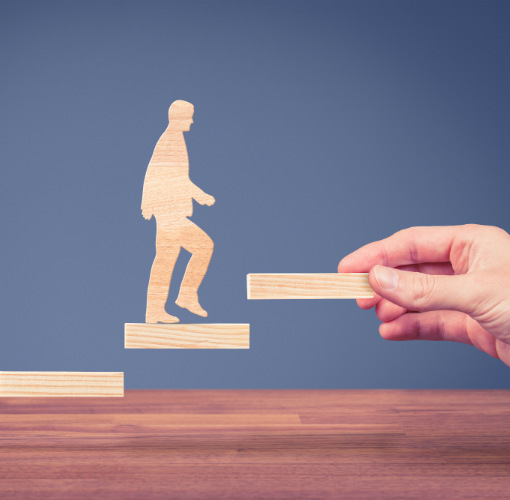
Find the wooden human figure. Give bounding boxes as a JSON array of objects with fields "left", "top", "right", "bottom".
[{"left": 142, "top": 100, "right": 215, "bottom": 324}]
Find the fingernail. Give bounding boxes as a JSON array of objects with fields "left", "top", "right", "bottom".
[{"left": 374, "top": 265, "right": 399, "bottom": 290}]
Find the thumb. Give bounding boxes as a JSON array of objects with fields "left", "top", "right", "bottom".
[{"left": 369, "top": 265, "right": 476, "bottom": 314}]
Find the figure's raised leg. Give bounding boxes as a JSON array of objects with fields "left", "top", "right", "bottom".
[
  {"left": 176, "top": 219, "right": 214, "bottom": 317},
  {"left": 146, "top": 224, "right": 182, "bottom": 324}
]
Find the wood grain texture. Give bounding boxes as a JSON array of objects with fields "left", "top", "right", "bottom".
[
  {"left": 125, "top": 323, "right": 250, "bottom": 349},
  {"left": 247, "top": 273, "right": 374, "bottom": 299},
  {"left": 142, "top": 100, "right": 215, "bottom": 324},
  {"left": 0, "top": 372, "right": 123, "bottom": 397},
  {"left": 0, "top": 390, "right": 508, "bottom": 500}
]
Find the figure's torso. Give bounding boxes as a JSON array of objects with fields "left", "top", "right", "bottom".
[
  {"left": 149, "top": 128, "right": 189, "bottom": 169},
  {"left": 145, "top": 128, "right": 194, "bottom": 219}
]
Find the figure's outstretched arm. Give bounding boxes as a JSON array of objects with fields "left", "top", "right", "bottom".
[{"left": 190, "top": 181, "right": 215, "bottom": 206}]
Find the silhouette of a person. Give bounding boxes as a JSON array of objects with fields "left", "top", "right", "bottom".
[{"left": 142, "top": 100, "right": 215, "bottom": 323}]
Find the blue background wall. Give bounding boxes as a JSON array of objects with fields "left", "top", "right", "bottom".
[{"left": 1, "top": 0, "right": 508, "bottom": 388}]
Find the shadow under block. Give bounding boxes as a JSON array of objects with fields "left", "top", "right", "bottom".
[
  {"left": 247, "top": 273, "right": 374, "bottom": 299},
  {"left": 0, "top": 372, "right": 124, "bottom": 397},
  {"left": 125, "top": 323, "right": 250, "bottom": 349}
]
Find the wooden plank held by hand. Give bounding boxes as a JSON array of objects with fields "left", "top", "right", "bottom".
[{"left": 247, "top": 273, "right": 374, "bottom": 300}]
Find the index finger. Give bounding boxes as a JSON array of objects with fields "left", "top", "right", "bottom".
[{"left": 338, "top": 225, "right": 462, "bottom": 273}]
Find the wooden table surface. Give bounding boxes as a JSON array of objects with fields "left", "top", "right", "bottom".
[{"left": 0, "top": 390, "right": 509, "bottom": 500}]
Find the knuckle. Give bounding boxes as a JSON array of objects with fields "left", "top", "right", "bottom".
[
  {"left": 411, "top": 273, "right": 437, "bottom": 309},
  {"left": 462, "top": 223, "right": 481, "bottom": 231},
  {"left": 461, "top": 223, "right": 489, "bottom": 237}
]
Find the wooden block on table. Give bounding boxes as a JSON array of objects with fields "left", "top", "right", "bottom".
[
  {"left": 247, "top": 273, "right": 374, "bottom": 299},
  {"left": 0, "top": 371, "right": 124, "bottom": 397},
  {"left": 125, "top": 323, "right": 250, "bottom": 349}
]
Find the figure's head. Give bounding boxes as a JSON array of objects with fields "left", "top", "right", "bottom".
[{"left": 168, "top": 100, "right": 194, "bottom": 131}]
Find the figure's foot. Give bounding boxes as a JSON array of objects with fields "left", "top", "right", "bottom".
[
  {"left": 146, "top": 310, "right": 180, "bottom": 324},
  {"left": 175, "top": 294, "right": 208, "bottom": 317}
]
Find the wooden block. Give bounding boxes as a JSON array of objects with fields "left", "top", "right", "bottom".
[
  {"left": 125, "top": 323, "right": 250, "bottom": 349},
  {"left": 247, "top": 273, "right": 374, "bottom": 299},
  {"left": 0, "top": 371, "right": 124, "bottom": 397}
]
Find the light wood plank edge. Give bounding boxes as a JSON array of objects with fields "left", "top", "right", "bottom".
[
  {"left": 247, "top": 273, "right": 374, "bottom": 300},
  {"left": 124, "top": 324, "right": 250, "bottom": 349},
  {"left": 0, "top": 371, "right": 124, "bottom": 397}
]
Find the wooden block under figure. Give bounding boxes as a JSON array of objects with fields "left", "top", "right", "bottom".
[{"left": 125, "top": 323, "right": 250, "bottom": 349}]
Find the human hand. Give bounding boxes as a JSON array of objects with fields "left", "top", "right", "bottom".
[{"left": 338, "top": 225, "right": 510, "bottom": 366}]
